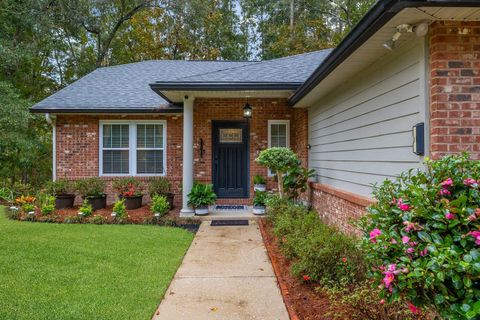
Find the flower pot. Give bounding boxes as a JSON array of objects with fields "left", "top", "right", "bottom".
[
  {"left": 254, "top": 184, "right": 266, "bottom": 192},
  {"left": 85, "top": 195, "right": 106, "bottom": 211},
  {"left": 195, "top": 206, "right": 209, "bottom": 216},
  {"left": 252, "top": 205, "right": 266, "bottom": 215},
  {"left": 55, "top": 194, "right": 75, "bottom": 209},
  {"left": 121, "top": 195, "right": 143, "bottom": 210}
]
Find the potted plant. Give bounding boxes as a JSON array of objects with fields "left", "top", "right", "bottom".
[
  {"left": 253, "top": 174, "right": 267, "bottom": 192},
  {"left": 148, "top": 177, "right": 174, "bottom": 209},
  {"left": 150, "top": 194, "right": 170, "bottom": 218},
  {"left": 45, "top": 179, "right": 76, "bottom": 209},
  {"left": 75, "top": 177, "right": 107, "bottom": 210},
  {"left": 252, "top": 191, "right": 267, "bottom": 215},
  {"left": 187, "top": 183, "right": 216, "bottom": 216},
  {"left": 112, "top": 177, "right": 143, "bottom": 210}
]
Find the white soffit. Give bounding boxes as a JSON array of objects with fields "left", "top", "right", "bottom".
[
  {"left": 293, "top": 7, "right": 480, "bottom": 108},
  {"left": 162, "top": 90, "right": 293, "bottom": 102}
]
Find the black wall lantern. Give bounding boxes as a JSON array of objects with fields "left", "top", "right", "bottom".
[
  {"left": 412, "top": 122, "right": 425, "bottom": 156},
  {"left": 243, "top": 103, "right": 252, "bottom": 119}
]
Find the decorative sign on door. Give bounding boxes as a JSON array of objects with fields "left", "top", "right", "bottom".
[{"left": 219, "top": 128, "right": 243, "bottom": 143}]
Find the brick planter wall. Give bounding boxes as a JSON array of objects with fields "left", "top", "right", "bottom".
[{"left": 429, "top": 21, "right": 480, "bottom": 160}]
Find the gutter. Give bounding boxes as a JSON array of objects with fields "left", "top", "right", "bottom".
[
  {"left": 288, "top": 0, "right": 480, "bottom": 106},
  {"left": 150, "top": 81, "right": 302, "bottom": 95}
]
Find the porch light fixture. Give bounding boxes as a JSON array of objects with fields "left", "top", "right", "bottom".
[{"left": 243, "top": 103, "right": 252, "bottom": 119}]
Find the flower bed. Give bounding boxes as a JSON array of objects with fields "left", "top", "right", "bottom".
[{"left": 6, "top": 205, "right": 200, "bottom": 231}]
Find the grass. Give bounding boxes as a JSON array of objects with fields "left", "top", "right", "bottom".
[{"left": 0, "top": 207, "right": 194, "bottom": 319}]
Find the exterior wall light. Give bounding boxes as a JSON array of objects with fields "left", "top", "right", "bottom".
[
  {"left": 243, "top": 103, "right": 252, "bottom": 119},
  {"left": 412, "top": 122, "right": 425, "bottom": 156},
  {"left": 383, "top": 22, "right": 429, "bottom": 50}
]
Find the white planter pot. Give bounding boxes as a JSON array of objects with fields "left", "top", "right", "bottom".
[
  {"left": 9, "top": 206, "right": 18, "bottom": 211},
  {"left": 252, "top": 206, "right": 266, "bottom": 215},
  {"left": 27, "top": 211, "right": 35, "bottom": 216},
  {"left": 254, "top": 184, "right": 266, "bottom": 192},
  {"left": 195, "top": 206, "right": 209, "bottom": 216}
]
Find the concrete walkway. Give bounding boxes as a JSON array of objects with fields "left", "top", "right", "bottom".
[{"left": 152, "top": 221, "right": 289, "bottom": 320}]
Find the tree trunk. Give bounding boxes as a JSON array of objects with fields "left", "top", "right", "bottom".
[{"left": 277, "top": 171, "right": 284, "bottom": 198}]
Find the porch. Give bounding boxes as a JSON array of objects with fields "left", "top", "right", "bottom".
[{"left": 178, "top": 97, "right": 308, "bottom": 216}]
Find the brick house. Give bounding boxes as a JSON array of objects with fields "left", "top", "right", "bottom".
[{"left": 31, "top": 0, "right": 480, "bottom": 229}]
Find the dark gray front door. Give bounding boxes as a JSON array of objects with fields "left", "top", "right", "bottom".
[{"left": 212, "top": 121, "right": 249, "bottom": 198}]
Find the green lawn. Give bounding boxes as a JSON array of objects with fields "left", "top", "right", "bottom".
[{"left": 0, "top": 207, "right": 194, "bottom": 319}]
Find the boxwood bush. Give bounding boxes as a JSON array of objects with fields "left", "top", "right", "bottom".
[
  {"left": 360, "top": 153, "right": 480, "bottom": 319},
  {"left": 267, "top": 195, "right": 366, "bottom": 286}
]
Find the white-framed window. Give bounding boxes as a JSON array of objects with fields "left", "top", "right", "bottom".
[
  {"left": 267, "top": 120, "right": 290, "bottom": 176},
  {"left": 99, "top": 120, "right": 167, "bottom": 176}
]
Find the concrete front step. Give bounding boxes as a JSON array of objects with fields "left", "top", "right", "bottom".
[{"left": 182, "top": 206, "right": 266, "bottom": 221}]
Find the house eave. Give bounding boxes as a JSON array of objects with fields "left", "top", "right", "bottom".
[
  {"left": 288, "top": 0, "right": 480, "bottom": 107},
  {"left": 29, "top": 106, "right": 184, "bottom": 114}
]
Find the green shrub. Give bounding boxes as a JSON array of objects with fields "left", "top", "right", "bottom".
[
  {"left": 112, "top": 177, "right": 142, "bottom": 197},
  {"left": 148, "top": 177, "right": 171, "bottom": 195},
  {"left": 112, "top": 199, "right": 128, "bottom": 219},
  {"left": 283, "top": 166, "right": 315, "bottom": 201},
  {"left": 256, "top": 147, "right": 298, "bottom": 197},
  {"left": 187, "top": 183, "right": 216, "bottom": 208},
  {"left": 40, "top": 195, "right": 56, "bottom": 215},
  {"left": 89, "top": 214, "right": 107, "bottom": 225},
  {"left": 22, "top": 203, "right": 36, "bottom": 213},
  {"left": 360, "top": 153, "right": 480, "bottom": 319},
  {"left": 44, "top": 179, "right": 74, "bottom": 196},
  {"left": 0, "top": 186, "right": 14, "bottom": 204},
  {"left": 78, "top": 199, "right": 93, "bottom": 217},
  {"left": 268, "top": 197, "right": 366, "bottom": 286},
  {"left": 151, "top": 194, "right": 170, "bottom": 216},
  {"left": 76, "top": 178, "right": 105, "bottom": 198}
]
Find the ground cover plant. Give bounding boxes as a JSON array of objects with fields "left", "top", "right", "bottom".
[
  {"left": 360, "top": 153, "right": 480, "bottom": 319},
  {"left": 0, "top": 206, "right": 193, "bottom": 319}
]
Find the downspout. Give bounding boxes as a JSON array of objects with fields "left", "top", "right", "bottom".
[{"left": 45, "top": 113, "right": 56, "bottom": 181}]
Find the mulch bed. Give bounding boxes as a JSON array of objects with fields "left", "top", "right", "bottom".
[{"left": 259, "top": 219, "right": 344, "bottom": 320}]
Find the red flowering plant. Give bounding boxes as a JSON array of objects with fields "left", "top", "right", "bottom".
[
  {"left": 360, "top": 153, "right": 480, "bottom": 319},
  {"left": 112, "top": 177, "right": 142, "bottom": 198}
]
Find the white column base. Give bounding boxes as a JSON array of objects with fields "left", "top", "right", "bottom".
[{"left": 180, "top": 208, "right": 195, "bottom": 217}]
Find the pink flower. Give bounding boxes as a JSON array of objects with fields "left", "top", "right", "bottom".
[
  {"left": 401, "top": 236, "right": 410, "bottom": 244},
  {"left": 468, "top": 231, "right": 480, "bottom": 245},
  {"left": 391, "top": 238, "right": 397, "bottom": 244},
  {"left": 463, "top": 178, "right": 477, "bottom": 187},
  {"left": 382, "top": 264, "right": 398, "bottom": 291},
  {"left": 370, "top": 229, "right": 382, "bottom": 243},
  {"left": 468, "top": 214, "right": 477, "bottom": 221},
  {"left": 420, "top": 247, "right": 428, "bottom": 256},
  {"left": 441, "top": 178, "right": 453, "bottom": 188},
  {"left": 445, "top": 212, "right": 455, "bottom": 220},
  {"left": 407, "top": 302, "right": 421, "bottom": 314},
  {"left": 403, "top": 221, "right": 421, "bottom": 232},
  {"left": 407, "top": 247, "right": 415, "bottom": 254},
  {"left": 397, "top": 198, "right": 411, "bottom": 211},
  {"left": 380, "top": 299, "right": 385, "bottom": 305},
  {"left": 439, "top": 189, "right": 451, "bottom": 196}
]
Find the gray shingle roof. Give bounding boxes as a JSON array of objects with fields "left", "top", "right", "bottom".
[{"left": 31, "top": 49, "right": 332, "bottom": 112}]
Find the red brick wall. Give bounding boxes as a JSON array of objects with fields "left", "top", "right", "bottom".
[
  {"left": 54, "top": 99, "right": 309, "bottom": 206},
  {"left": 309, "top": 183, "right": 373, "bottom": 236},
  {"left": 429, "top": 21, "right": 480, "bottom": 160},
  {"left": 193, "top": 98, "right": 308, "bottom": 205},
  {"left": 55, "top": 114, "right": 183, "bottom": 206}
]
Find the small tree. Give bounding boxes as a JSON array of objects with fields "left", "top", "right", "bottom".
[{"left": 256, "top": 147, "right": 299, "bottom": 198}]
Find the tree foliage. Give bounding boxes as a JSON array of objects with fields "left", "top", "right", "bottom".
[{"left": 0, "top": 0, "right": 375, "bottom": 188}]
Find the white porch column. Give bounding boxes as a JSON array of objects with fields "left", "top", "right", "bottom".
[{"left": 181, "top": 95, "right": 195, "bottom": 216}]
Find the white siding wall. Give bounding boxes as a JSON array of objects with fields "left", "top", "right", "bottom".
[{"left": 308, "top": 38, "right": 427, "bottom": 197}]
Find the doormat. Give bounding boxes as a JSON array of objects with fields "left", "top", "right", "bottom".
[
  {"left": 211, "top": 220, "right": 249, "bottom": 226},
  {"left": 214, "top": 205, "right": 247, "bottom": 210}
]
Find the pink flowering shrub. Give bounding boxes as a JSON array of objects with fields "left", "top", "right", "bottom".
[{"left": 360, "top": 153, "right": 480, "bottom": 319}]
